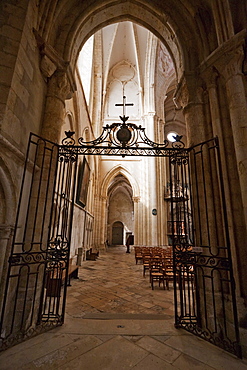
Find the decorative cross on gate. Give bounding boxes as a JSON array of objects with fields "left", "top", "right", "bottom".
[{"left": 115, "top": 95, "right": 134, "bottom": 123}]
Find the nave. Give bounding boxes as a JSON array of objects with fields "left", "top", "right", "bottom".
[{"left": 1, "top": 247, "right": 247, "bottom": 370}]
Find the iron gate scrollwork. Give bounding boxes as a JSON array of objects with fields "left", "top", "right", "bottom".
[
  {"left": 0, "top": 118, "right": 241, "bottom": 358},
  {"left": 0, "top": 133, "right": 77, "bottom": 350},
  {"left": 169, "top": 137, "right": 241, "bottom": 358}
]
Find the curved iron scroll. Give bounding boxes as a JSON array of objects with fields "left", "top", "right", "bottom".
[{"left": 61, "top": 116, "right": 186, "bottom": 157}]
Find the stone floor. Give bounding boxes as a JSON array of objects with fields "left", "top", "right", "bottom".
[{"left": 1, "top": 246, "right": 247, "bottom": 369}]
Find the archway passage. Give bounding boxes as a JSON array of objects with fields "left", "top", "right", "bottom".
[
  {"left": 0, "top": 130, "right": 241, "bottom": 358},
  {"left": 108, "top": 175, "right": 134, "bottom": 246},
  {"left": 112, "top": 222, "right": 124, "bottom": 245}
]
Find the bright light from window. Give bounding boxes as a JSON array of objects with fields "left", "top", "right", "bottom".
[
  {"left": 77, "top": 36, "right": 94, "bottom": 105},
  {"left": 167, "top": 131, "right": 178, "bottom": 142}
]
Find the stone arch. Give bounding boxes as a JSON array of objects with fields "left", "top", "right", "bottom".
[
  {"left": 101, "top": 165, "right": 140, "bottom": 200},
  {"left": 43, "top": 0, "right": 206, "bottom": 79}
]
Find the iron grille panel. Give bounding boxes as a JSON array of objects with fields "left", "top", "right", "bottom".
[
  {"left": 170, "top": 138, "right": 241, "bottom": 358},
  {"left": 0, "top": 134, "right": 77, "bottom": 351}
]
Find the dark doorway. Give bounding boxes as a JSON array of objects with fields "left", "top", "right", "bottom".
[{"left": 112, "top": 221, "right": 124, "bottom": 245}]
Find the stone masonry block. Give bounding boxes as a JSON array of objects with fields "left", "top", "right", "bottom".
[
  {"left": 0, "top": 65, "right": 13, "bottom": 85},
  {"left": 0, "top": 35, "right": 19, "bottom": 55},
  {"left": 1, "top": 25, "right": 22, "bottom": 42}
]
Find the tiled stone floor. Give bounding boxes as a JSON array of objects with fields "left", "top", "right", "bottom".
[
  {"left": 1, "top": 246, "right": 247, "bottom": 369},
  {"left": 65, "top": 246, "right": 174, "bottom": 319}
]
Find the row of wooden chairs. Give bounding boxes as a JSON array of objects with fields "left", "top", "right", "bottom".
[
  {"left": 134, "top": 246, "right": 174, "bottom": 290},
  {"left": 134, "top": 245, "right": 194, "bottom": 291},
  {"left": 134, "top": 245, "right": 172, "bottom": 265},
  {"left": 149, "top": 257, "right": 174, "bottom": 290}
]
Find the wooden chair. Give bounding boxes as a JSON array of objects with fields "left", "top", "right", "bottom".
[
  {"left": 149, "top": 258, "right": 166, "bottom": 290},
  {"left": 134, "top": 246, "right": 143, "bottom": 264},
  {"left": 163, "top": 261, "right": 174, "bottom": 290},
  {"left": 142, "top": 255, "right": 151, "bottom": 277}
]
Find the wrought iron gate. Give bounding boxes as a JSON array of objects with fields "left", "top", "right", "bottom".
[
  {"left": 0, "top": 118, "right": 241, "bottom": 357},
  {"left": 0, "top": 133, "right": 77, "bottom": 350},
  {"left": 169, "top": 137, "right": 241, "bottom": 358}
]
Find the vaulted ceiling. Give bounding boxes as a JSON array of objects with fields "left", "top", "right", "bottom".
[
  {"left": 78, "top": 21, "right": 176, "bottom": 122},
  {"left": 101, "top": 22, "right": 149, "bottom": 93}
]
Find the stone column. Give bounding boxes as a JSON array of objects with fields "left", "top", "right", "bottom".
[
  {"left": 35, "top": 32, "right": 76, "bottom": 143},
  {"left": 133, "top": 196, "right": 140, "bottom": 245},
  {"left": 210, "top": 48, "right": 247, "bottom": 321},
  {"left": 215, "top": 46, "right": 247, "bottom": 228},
  {"left": 41, "top": 69, "right": 72, "bottom": 143},
  {"left": 176, "top": 75, "right": 208, "bottom": 146},
  {"left": 90, "top": 31, "right": 103, "bottom": 138},
  {"left": 101, "top": 196, "right": 108, "bottom": 250},
  {"left": 177, "top": 75, "right": 222, "bottom": 248},
  {"left": 93, "top": 195, "right": 107, "bottom": 251}
]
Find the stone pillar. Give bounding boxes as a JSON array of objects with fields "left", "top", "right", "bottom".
[
  {"left": 133, "top": 196, "right": 140, "bottom": 245},
  {"left": 215, "top": 46, "right": 247, "bottom": 228},
  {"left": 201, "top": 68, "right": 221, "bottom": 138},
  {"left": 41, "top": 69, "right": 72, "bottom": 143},
  {"left": 210, "top": 46, "right": 247, "bottom": 323},
  {"left": 93, "top": 195, "right": 107, "bottom": 251},
  {"left": 90, "top": 31, "right": 103, "bottom": 138},
  {"left": 200, "top": 67, "right": 227, "bottom": 249},
  {"left": 35, "top": 32, "right": 76, "bottom": 143},
  {"left": 176, "top": 75, "right": 208, "bottom": 146}
]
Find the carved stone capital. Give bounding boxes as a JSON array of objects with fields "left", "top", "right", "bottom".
[
  {"left": 34, "top": 29, "right": 76, "bottom": 99},
  {"left": 201, "top": 66, "right": 219, "bottom": 90},
  {"left": 174, "top": 73, "right": 205, "bottom": 109},
  {"left": 47, "top": 70, "right": 72, "bottom": 104},
  {"left": 215, "top": 46, "right": 245, "bottom": 82}
]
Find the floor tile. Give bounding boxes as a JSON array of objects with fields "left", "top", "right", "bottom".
[
  {"left": 58, "top": 335, "right": 148, "bottom": 370},
  {"left": 135, "top": 336, "right": 181, "bottom": 364}
]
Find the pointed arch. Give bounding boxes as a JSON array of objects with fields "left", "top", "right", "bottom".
[{"left": 101, "top": 165, "right": 140, "bottom": 199}]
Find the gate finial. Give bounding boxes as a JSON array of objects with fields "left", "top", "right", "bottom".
[{"left": 62, "top": 130, "right": 75, "bottom": 146}]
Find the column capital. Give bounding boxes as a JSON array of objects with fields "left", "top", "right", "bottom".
[
  {"left": 174, "top": 73, "right": 205, "bottom": 110},
  {"left": 34, "top": 29, "right": 76, "bottom": 99},
  {"left": 201, "top": 66, "right": 219, "bottom": 90},
  {"left": 47, "top": 70, "right": 72, "bottom": 105},
  {"left": 199, "top": 30, "right": 247, "bottom": 82},
  {"left": 215, "top": 46, "right": 245, "bottom": 82}
]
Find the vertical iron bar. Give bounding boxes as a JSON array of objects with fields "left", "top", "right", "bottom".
[{"left": 61, "top": 151, "right": 78, "bottom": 323}]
